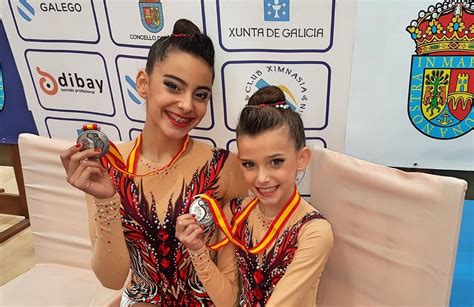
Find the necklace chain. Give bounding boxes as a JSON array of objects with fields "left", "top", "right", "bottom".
[
  {"left": 140, "top": 158, "right": 177, "bottom": 176},
  {"left": 127, "top": 134, "right": 190, "bottom": 177},
  {"left": 256, "top": 207, "right": 274, "bottom": 230}
]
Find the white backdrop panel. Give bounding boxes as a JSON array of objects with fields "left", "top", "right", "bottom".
[{"left": 3, "top": 0, "right": 357, "bottom": 195}]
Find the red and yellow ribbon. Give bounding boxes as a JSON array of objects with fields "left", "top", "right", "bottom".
[
  {"left": 199, "top": 194, "right": 248, "bottom": 251},
  {"left": 81, "top": 124, "right": 189, "bottom": 178},
  {"left": 82, "top": 123, "right": 98, "bottom": 131},
  {"left": 205, "top": 186, "right": 301, "bottom": 254},
  {"left": 100, "top": 132, "right": 189, "bottom": 178}
]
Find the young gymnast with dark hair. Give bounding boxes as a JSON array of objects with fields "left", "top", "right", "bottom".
[
  {"left": 177, "top": 85, "right": 334, "bottom": 306},
  {"left": 60, "top": 19, "right": 247, "bottom": 306}
]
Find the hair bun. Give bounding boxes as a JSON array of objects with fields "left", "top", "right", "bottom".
[
  {"left": 248, "top": 85, "right": 285, "bottom": 106},
  {"left": 172, "top": 19, "right": 201, "bottom": 36}
]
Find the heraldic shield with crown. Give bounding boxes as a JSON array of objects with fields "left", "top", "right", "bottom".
[
  {"left": 139, "top": 0, "right": 164, "bottom": 33},
  {"left": 406, "top": 0, "right": 474, "bottom": 139}
]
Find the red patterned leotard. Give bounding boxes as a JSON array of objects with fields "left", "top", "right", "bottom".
[
  {"left": 190, "top": 196, "right": 333, "bottom": 307},
  {"left": 87, "top": 138, "right": 247, "bottom": 306}
]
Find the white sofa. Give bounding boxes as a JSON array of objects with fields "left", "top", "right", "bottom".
[
  {"left": 312, "top": 147, "right": 467, "bottom": 306},
  {"left": 0, "top": 133, "right": 121, "bottom": 306},
  {"left": 0, "top": 133, "right": 467, "bottom": 306}
]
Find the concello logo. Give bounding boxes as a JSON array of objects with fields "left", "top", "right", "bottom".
[
  {"left": 17, "top": 0, "right": 35, "bottom": 22},
  {"left": 139, "top": 0, "right": 164, "bottom": 33},
  {"left": 36, "top": 67, "right": 104, "bottom": 96},
  {"left": 264, "top": 0, "right": 290, "bottom": 22},
  {"left": 245, "top": 65, "right": 309, "bottom": 115},
  {"left": 406, "top": 1, "right": 473, "bottom": 139}
]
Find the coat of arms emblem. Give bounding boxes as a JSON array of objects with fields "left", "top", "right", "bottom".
[
  {"left": 406, "top": 0, "right": 473, "bottom": 139},
  {"left": 139, "top": 0, "right": 164, "bottom": 33}
]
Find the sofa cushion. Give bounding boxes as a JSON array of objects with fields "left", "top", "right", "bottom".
[
  {"left": 311, "top": 147, "right": 467, "bottom": 306},
  {"left": 0, "top": 263, "right": 119, "bottom": 306}
]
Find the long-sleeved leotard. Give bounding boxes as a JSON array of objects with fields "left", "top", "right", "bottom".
[
  {"left": 86, "top": 138, "right": 247, "bottom": 306},
  {"left": 191, "top": 196, "right": 333, "bottom": 306}
]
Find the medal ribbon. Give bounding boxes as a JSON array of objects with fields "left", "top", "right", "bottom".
[
  {"left": 203, "top": 186, "right": 301, "bottom": 254},
  {"left": 199, "top": 194, "right": 249, "bottom": 251},
  {"left": 123, "top": 133, "right": 190, "bottom": 178},
  {"left": 81, "top": 125, "right": 189, "bottom": 178},
  {"left": 82, "top": 123, "right": 98, "bottom": 131}
]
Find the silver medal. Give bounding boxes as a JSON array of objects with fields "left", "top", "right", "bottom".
[
  {"left": 77, "top": 129, "right": 110, "bottom": 158},
  {"left": 189, "top": 196, "right": 213, "bottom": 227}
]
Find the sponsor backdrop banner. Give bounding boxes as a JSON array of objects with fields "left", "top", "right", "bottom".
[
  {"left": 346, "top": 0, "right": 473, "bottom": 170},
  {"left": 4, "top": 2, "right": 472, "bottom": 172},
  {"left": 1, "top": 0, "right": 357, "bottom": 196}
]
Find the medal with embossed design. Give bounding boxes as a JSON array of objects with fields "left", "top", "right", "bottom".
[
  {"left": 189, "top": 195, "right": 213, "bottom": 227},
  {"left": 76, "top": 124, "right": 110, "bottom": 158}
]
